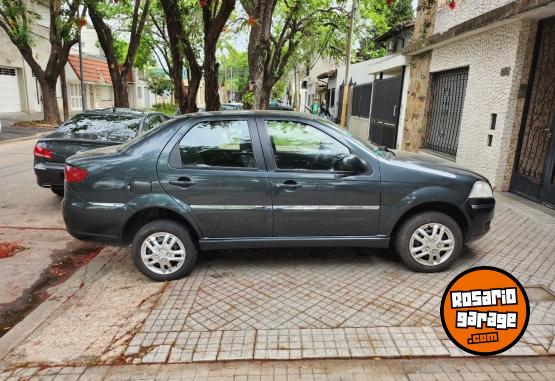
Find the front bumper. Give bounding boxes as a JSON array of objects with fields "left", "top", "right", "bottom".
[
  {"left": 34, "top": 161, "right": 64, "bottom": 188},
  {"left": 464, "top": 198, "right": 495, "bottom": 242}
]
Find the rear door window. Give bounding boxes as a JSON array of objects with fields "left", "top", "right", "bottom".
[
  {"left": 58, "top": 113, "right": 142, "bottom": 142},
  {"left": 179, "top": 120, "right": 256, "bottom": 168}
]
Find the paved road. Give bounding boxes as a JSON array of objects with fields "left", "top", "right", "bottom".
[
  {"left": 0, "top": 138, "right": 98, "bottom": 318},
  {"left": 0, "top": 138, "right": 64, "bottom": 229}
]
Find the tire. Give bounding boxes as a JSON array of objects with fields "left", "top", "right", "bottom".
[
  {"left": 51, "top": 186, "right": 64, "bottom": 197},
  {"left": 132, "top": 219, "right": 198, "bottom": 281},
  {"left": 394, "top": 211, "right": 463, "bottom": 272}
]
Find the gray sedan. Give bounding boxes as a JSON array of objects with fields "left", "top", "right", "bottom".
[{"left": 62, "top": 111, "right": 494, "bottom": 281}]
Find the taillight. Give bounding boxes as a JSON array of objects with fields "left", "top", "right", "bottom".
[
  {"left": 64, "top": 164, "right": 89, "bottom": 183},
  {"left": 34, "top": 142, "right": 53, "bottom": 159}
]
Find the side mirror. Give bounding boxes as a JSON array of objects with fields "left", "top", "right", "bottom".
[{"left": 341, "top": 154, "right": 368, "bottom": 174}]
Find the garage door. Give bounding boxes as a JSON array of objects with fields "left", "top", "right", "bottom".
[{"left": 0, "top": 67, "right": 22, "bottom": 113}]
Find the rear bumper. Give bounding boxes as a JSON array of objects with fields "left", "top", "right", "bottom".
[
  {"left": 62, "top": 187, "right": 127, "bottom": 245},
  {"left": 34, "top": 161, "right": 64, "bottom": 188},
  {"left": 464, "top": 198, "right": 495, "bottom": 242}
]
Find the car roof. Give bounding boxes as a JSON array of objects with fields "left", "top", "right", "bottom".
[
  {"left": 179, "top": 110, "right": 319, "bottom": 120},
  {"left": 76, "top": 108, "right": 155, "bottom": 117}
]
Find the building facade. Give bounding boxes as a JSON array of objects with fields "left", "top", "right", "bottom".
[
  {"left": 0, "top": 1, "right": 52, "bottom": 115},
  {"left": 0, "top": 7, "right": 156, "bottom": 119},
  {"left": 401, "top": 0, "right": 555, "bottom": 208}
]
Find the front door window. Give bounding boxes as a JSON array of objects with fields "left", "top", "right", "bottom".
[{"left": 266, "top": 120, "right": 350, "bottom": 171}]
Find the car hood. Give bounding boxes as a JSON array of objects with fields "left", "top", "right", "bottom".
[{"left": 385, "top": 150, "right": 488, "bottom": 182}]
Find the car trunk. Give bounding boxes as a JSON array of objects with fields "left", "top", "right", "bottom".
[{"left": 35, "top": 132, "right": 122, "bottom": 165}]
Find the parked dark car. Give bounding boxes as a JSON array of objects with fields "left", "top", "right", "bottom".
[
  {"left": 62, "top": 111, "right": 494, "bottom": 281},
  {"left": 34, "top": 108, "right": 169, "bottom": 196},
  {"left": 220, "top": 102, "right": 243, "bottom": 111},
  {"left": 268, "top": 100, "right": 294, "bottom": 111}
]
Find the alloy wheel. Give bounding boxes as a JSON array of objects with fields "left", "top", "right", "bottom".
[
  {"left": 409, "top": 223, "right": 455, "bottom": 267},
  {"left": 140, "top": 232, "right": 186, "bottom": 275}
]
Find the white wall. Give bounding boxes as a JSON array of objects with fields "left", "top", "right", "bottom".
[
  {"left": 429, "top": 19, "right": 529, "bottom": 189},
  {"left": 434, "top": 0, "right": 516, "bottom": 34}
]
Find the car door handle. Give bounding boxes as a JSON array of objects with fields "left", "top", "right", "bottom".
[
  {"left": 275, "top": 180, "right": 301, "bottom": 190},
  {"left": 169, "top": 177, "right": 196, "bottom": 188}
]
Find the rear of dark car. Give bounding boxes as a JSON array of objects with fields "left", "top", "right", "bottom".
[{"left": 34, "top": 111, "right": 146, "bottom": 195}]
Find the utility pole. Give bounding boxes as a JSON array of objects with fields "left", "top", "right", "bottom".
[
  {"left": 60, "top": 69, "right": 69, "bottom": 120},
  {"left": 340, "top": 0, "right": 356, "bottom": 129},
  {"left": 78, "top": 26, "right": 87, "bottom": 111}
]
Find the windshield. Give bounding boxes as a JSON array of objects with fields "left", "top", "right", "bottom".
[
  {"left": 318, "top": 118, "right": 394, "bottom": 158},
  {"left": 117, "top": 118, "right": 168, "bottom": 151},
  {"left": 58, "top": 113, "right": 142, "bottom": 143}
]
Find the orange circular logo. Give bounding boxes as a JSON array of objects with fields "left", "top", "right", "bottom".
[{"left": 441, "top": 266, "right": 529, "bottom": 356}]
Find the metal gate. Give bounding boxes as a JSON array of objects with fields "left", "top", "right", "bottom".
[
  {"left": 510, "top": 17, "right": 555, "bottom": 207},
  {"left": 369, "top": 76, "right": 403, "bottom": 148},
  {"left": 422, "top": 68, "right": 469, "bottom": 158}
]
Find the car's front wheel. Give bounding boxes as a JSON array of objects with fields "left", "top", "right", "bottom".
[
  {"left": 394, "top": 212, "right": 463, "bottom": 272},
  {"left": 132, "top": 219, "right": 198, "bottom": 281}
]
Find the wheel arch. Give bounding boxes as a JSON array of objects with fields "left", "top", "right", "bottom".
[
  {"left": 122, "top": 207, "right": 201, "bottom": 247},
  {"left": 389, "top": 201, "right": 470, "bottom": 244}
]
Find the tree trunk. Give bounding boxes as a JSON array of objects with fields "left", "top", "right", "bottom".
[
  {"left": 88, "top": 1, "right": 150, "bottom": 109},
  {"left": 259, "top": 77, "right": 274, "bottom": 110},
  {"left": 111, "top": 69, "right": 130, "bottom": 108},
  {"left": 159, "top": 0, "right": 202, "bottom": 114},
  {"left": 186, "top": 66, "right": 202, "bottom": 113},
  {"left": 160, "top": 0, "right": 187, "bottom": 113},
  {"left": 244, "top": 1, "right": 275, "bottom": 110},
  {"left": 203, "top": 50, "right": 220, "bottom": 111},
  {"left": 171, "top": 63, "right": 186, "bottom": 112},
  {"left": 39, "top": 78, "right": 61, "bottom": 125},
  {"left": 200, "top": 0, "right": 235, "bottom": 111},
  {"left": 246, "top": 33, "right": 269, "bottom": 109}
]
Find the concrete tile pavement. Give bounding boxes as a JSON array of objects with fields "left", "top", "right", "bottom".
[
  {"left": 115, "top": 192, "right": 555, "bottom": 364},
  {"left": 1, "top": 357, "right": 555, "bottom": 380}
]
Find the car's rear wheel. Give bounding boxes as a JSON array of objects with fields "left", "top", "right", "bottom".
[
  {"left": 51, "top": 186, "right": 64, "bottom": 197},
  {"left": 132, "top": 219, "right": 198, "bottom": 281},
  {"left": 394, "top": 212, "right": 463, "bottom": 272}
]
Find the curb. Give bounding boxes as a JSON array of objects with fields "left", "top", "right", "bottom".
[
  {"left": 0, "top": 131, "right": 50, "bottom": 145},
  {"left": 0, "top": 247, "right": 122, "bottom": 362}
]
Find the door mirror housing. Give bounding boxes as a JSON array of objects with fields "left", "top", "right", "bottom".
[{"left": 340, "top": 154, "right": 368, "bottom": 174}]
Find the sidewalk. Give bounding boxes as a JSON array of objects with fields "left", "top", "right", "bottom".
[{"left": 1, "top": 356, "right": 554, "bottom": 380}]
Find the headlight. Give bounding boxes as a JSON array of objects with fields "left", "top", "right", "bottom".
[{"left": 468, "top": 181, "right": 493, "bottom": 199}]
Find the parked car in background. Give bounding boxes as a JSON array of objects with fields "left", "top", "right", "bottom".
[
  {"left": 34, "top": 108, "right": 169, "bottom": 196},
  {"left": 220, "top": 102, "right": 243, "bottom": 111},
  {"left": 174, "top": 107, "right": 205, "bottom": 116},
  {"left": 62, "top": 111, "right": 494, "bottom": 281},
  {"left": 268, "top": 100, "right": 294, "bottom": 111}
]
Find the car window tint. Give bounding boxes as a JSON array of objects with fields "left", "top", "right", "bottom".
[
  {"left": 179, "top": 120, "right": 256, "bottom": 168},
  {"left": 266, "top": 120, "right": 350, "bottom": 171},
  {"left": 58, "top": 113, "right": 142, "bottom": 142}
]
